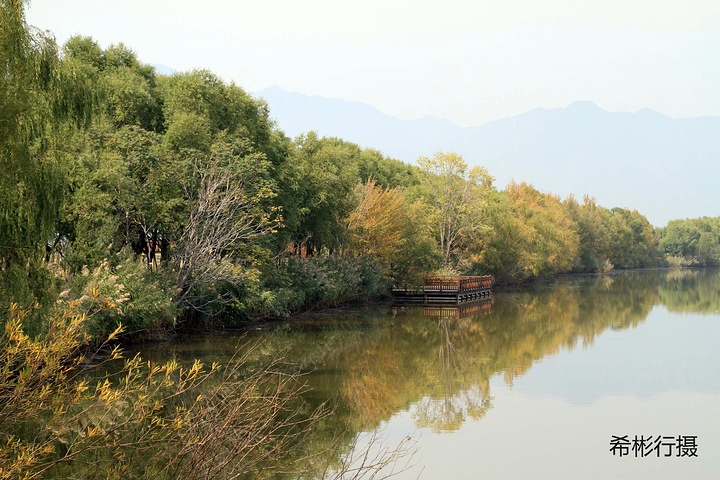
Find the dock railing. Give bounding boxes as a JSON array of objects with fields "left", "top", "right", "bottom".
[
  {"left": 423, "top": 275, "right": 493, "bottom": 292},
  {"left": 458, "top": 275, "right": 493, "bottom": 291}
]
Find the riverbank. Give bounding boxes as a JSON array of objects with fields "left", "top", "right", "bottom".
[{"left": 124, "top": 266, "right": 689, "bottom": 344}]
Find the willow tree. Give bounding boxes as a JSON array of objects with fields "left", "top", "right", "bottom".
[
  {"left": 346, "top": 181, "right": 405, "bottom": 265},
  {"left": 417, "top": 152, "right": 492, "bottom": 269},
  {"left": 504, "top": 182, "right": 579, "bottom": 278},
  {"left": 0, "top": 0, "right": 65, "bottom": 309}
]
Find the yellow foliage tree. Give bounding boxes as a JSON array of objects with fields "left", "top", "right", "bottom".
[
  {"left": 505, "top": 182, "right": 579, "bottom": 277},
  {"left": 346, "top": 180, "right": 441, "bottom": 286},
  {"left": 346, "top": 180, "right": 405, "bottom": 268}
]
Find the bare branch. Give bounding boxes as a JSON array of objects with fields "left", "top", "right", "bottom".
[{"left": 172, "top": 152, "right": 280, "bottom": 311}]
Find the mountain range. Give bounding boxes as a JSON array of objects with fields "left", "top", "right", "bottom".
[{"left": 257, "top": 86, "right": 720, "bottom": 227}]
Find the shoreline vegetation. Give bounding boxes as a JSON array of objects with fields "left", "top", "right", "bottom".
[
  {"left": 2, "top": 2, "right": 720, "bottom": 477},
  {"left": 3, "top": 2, "right": 720, "bottom": 340}
]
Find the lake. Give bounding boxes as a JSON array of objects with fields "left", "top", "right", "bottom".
[{"left": 135, "top": 268, "right": 720, "bottom": 479}]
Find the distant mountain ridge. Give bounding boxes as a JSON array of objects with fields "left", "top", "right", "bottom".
[
  {"left": 257, "top": 86, "right": 720, "bottom": 226},
  {"left": 256, "top": 86, "right": 462, "bottom": 162}
]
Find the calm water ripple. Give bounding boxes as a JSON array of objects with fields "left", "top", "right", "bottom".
[{"left": 136, "top": 268, "right": 720, "bottom": 479}]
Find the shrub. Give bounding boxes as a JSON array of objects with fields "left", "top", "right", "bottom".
[
  {"left": 0, "top": 300, "right": 415, "bottom": 480},
  {"left": 251, "top": 256, "right": 389, "bottom": 319},
  {"left": 63, "top": 251, "right": 176, "bottom": 338},
  {"left": 0, "top": 300, "right": 323, "bottom": 479}
]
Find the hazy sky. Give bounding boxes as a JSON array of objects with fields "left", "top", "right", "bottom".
[{"left": 26, "top": 0, "right": 720, "bottom": 127}]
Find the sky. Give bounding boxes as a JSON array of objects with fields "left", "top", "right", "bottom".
[{"left": 26, "top": 0, "right": 720, "bottom": 127}]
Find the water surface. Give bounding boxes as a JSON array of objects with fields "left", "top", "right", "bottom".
[{"left": 137, "top": 269, "right": 720, "bottom": 479}]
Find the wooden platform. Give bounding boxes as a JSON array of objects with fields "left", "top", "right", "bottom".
[{"left": 392, "top": 275, "right": 493, "bottom": 304}]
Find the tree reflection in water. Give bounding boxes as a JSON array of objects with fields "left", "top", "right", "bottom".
[
  {"left": 334, "top": 270, "right": 719, "bottom": 435},
  {"left": 132, "top": 268, "right": 720, "bottom": 474},
  {"left": 413, "top": 306, "right": 493, "bottom": 433}
]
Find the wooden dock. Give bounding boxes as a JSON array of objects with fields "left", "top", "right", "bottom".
[{"left": 392, "top": 275, "right": 493, "bottom": 304}]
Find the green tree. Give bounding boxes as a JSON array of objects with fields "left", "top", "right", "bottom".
[
  {"left": 659, "top": 220, "right": 700, "bottom": 257},
  {"left": 62, "top": 37, "right": 162, "bottom": 132},
  {"left": 285, "top": 133, "right": 360, "bottom": 255},
  {"left": 158, "top": 69, "right": 273, "bottom": 151},
  {"left": 356, "top": 148, "right": 420, "bottom": 189},
  {"left": 607, "top": 208, "right": 657, "bottom": 268},
  {"left": 391, "top": 197, "right": 442, "bottom": 287},
  {"left": 564, "top": 195, "right": 614, "bottom": 272},
  {"left": 697, "top": 232, "right": 719, "bottom": 265},
  {"left": 103, "top": 66, "right": 160, "bottom": 130},
  {"left": 63, "top": 35, "right": 105, "bottom": 69},
  {"left": 417, "top": 152, "right": 492, "bottom": 268},
  {"left": 0, "top": 0, "right": 64, "bottom": 309},
  {"left": 659, "top": 217, "right": 720, "bottom": 266},
  {"left": 468, "top": 189, "right": 528, "bottom": 282}
]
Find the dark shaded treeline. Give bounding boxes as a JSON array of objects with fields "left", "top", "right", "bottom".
[{"left": 1, "top": 2, "right": 716, "bottom": 338}]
